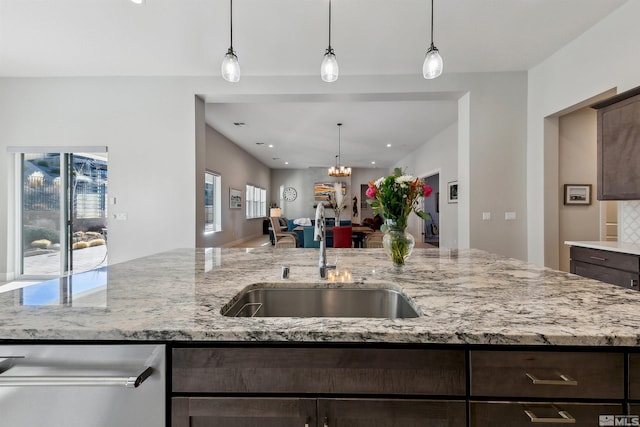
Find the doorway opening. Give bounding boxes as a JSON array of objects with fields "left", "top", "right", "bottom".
[
  {"left": 422, "top": 174, "right": 440, "bottom": 247},
  {"left": 18, "top": 151, "right": 108, "bottom": 278}
]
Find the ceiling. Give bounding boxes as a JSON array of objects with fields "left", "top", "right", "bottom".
[{"left": 0, "top": 0, "right": 629, "bottom": 169}]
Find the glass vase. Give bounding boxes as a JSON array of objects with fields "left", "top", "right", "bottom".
[{"left": 382, "top": 221, "right": 415, "bottom": 270}]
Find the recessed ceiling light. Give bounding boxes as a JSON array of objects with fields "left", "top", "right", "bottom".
[
  {"left": 233, "top": 122, "right": 246, "bottom": 127},
  {"left": 268, "top": 144, "right": 274, "bottom": 148},
  {"left": 130, "top": 0, "right": 144, "bottom": 4},
  {"left": 386, "top": 143, "right": 392, "bottom": 148},
  {"left": 371, "top": 161, "right": 376, "bottom": 165},
  {"left": 285, "top": 161, "right": 289, "bottom": 165}
]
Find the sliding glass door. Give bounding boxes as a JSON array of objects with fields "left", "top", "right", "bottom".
[{"left": 19, "top": 151, "right": 108, "bottom": 278}]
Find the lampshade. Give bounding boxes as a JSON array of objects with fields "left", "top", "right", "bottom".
[
  {"left": 321, "top": 49, "right": 339, "bottom": 83},
  {"left": 423, "top": 45, "right": 443, "bottom": 79},
  {"left": 221, "top": 49, "right": 241, "bottom": 83},
  {"left": 270, "top": 208, "right": 282, "bottom": 218}
]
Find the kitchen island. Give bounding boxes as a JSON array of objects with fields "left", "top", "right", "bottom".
[
  {"left": 2, "top": 248, "right": 640, "bottom": 426},
  {"left": 1, "top": 247, "right": 640, "bottom": 345}
]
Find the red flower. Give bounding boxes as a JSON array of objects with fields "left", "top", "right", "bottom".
[
  {"left": 365, "top": 185, "right": 377, "bottom": 198},
  {"left": 423, "top": 184, "right": 433, "bottom": 197}
]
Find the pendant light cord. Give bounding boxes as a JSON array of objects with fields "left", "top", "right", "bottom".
[
  {"left": 328, "top": 0, "right": 332, "bottom": 50},
  {"left": 430, "top": 0, "right": 434, "bottom": 47},
  {"left": 230, "top": 0, "right": 234, "bottom": 49}
]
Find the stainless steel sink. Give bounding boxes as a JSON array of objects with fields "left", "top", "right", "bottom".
[{"left": 222, "top": 285, "right": 420, "bottom": 318}]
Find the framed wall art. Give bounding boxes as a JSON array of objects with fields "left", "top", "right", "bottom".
[
  {"left": 229, "top": 188, "right": 242, "bottom": 209},
  {"left": 447, "top": 181, "right": 458, "bottom": 204},
  {"left": 564, "top": 184, "right": 592, "bottom": 205}
]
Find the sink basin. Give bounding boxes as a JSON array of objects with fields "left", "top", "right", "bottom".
[{"left": 222, "top": 285, "right": 420, "bottom": 318}]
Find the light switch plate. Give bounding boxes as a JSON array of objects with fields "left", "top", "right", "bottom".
[
  {"left": 113, "top": 213, "right": 128, "bottom": 220},
  {"left": 505, "top": 212, "right": 516, "bottom": 220},
  {"left": 482, "top": 212, "right": 491, "bottom": 220}
]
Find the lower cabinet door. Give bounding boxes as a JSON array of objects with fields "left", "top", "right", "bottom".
[
  {"left": 172, "top": 397, "right": 316, "bottom": 427},
  {"left": 470, "top": 402, "right": 623, "bottom": 427},
  {"left": 318, "top": 398, "right": 466, "bottom": 427}
]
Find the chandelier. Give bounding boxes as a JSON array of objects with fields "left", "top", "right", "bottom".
[{"left": 328, "top": 123, "right": 351, "bottom": 177}]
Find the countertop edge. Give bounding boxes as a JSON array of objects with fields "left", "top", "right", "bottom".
[{"left": 564, "top": 240, "right": 640, "bottom": 256}]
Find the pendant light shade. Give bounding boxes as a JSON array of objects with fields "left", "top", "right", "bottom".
[
  {"left": 423, "top": 44, "right": 443, "bottom": 79},
  {"left": 221, "top": 0, "right": 240, "bottom": 83},
  {"left": 222, "top": 49, "right": 240, "bottom": 83},
  {"left": 321, "top": 48, "right": 339, "bottom": 83},
  {"left": 321, "top": 0, "right": 339, "bottom": 82},
  {"left": 423, "top": 0, "right": 443, "bottom": 79}
]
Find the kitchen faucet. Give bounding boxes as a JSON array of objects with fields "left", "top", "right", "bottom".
[{"left": 314, "top": 203, "right": 336, "bottom": 279}]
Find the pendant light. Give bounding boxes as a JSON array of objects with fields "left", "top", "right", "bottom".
[
  {"left": 221, "top": 0, "right": 240, "bottom": 83},
  {"left": 321, "top": 0, "right": 339, "bottom": 83},
  {"left": 422, "top": 0, "right": 443, "bottom": 79},
  {"left": 328, "top": 123, "right": 351, "bottom": 177}
]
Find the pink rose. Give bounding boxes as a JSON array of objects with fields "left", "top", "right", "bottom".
[
  {"left": 423, "top": 184, "right": 433, "bottom": 197},
  {"left": 365, "top": 185, "right": 377, "bottom": 198}
]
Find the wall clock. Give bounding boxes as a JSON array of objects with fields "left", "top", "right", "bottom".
[{"left": 283, "top": 186, "right": 297, "bottom": 202}]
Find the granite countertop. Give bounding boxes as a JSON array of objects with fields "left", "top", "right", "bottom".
[
  {"left": 565, "top": 240, "right": 640, "bottom": 256},
  {"left": 1, "top": 247, "right": 640, "bottom": 347}
]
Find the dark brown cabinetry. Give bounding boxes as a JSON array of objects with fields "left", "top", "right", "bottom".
[
  {"left": 631, "top": 354, "right": 640, "bottom": 401},
  {"left": 593, "top": 86, "right": 640, "bottom": 200},
  {"left": 172, "top": 346, "right": 466, "bottom": 427},
  {"left": 569, "top": 246, "right": 640, "bottom": 290},
  {"left": 470, "top": 350, "right": 624, "bottom": 426},
  {"left": 170, "top": 345, "right": 639, "bottom": 427}
]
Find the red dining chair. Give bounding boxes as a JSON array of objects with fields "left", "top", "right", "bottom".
[{"left": 332, "top": 226, "right": 353, "bottom": 248}]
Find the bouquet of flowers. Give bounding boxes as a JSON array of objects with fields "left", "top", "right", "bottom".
[
  {"left": 366, "top": 168, "right": 432, "bottom": 229},
  {"left": 366, "top": 168, "right": 433, "bottom": 267}
]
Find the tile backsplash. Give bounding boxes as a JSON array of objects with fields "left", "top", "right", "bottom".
[{"left": 620, "top": 201, "right": 640, "bottom": 244}]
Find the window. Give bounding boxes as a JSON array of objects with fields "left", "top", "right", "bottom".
[
  {"left": 245, "top": 184, "right": 266, "bottom": 219},
  {"left": 205, "top": 171, "right": 221, "bottom": 232}
]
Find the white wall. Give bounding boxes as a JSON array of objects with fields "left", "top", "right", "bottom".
[
  {"left": 1, "top": 71, "right": 529, "bottom": 278},
  {"left": 394, "top": 123, "right": 458, "bottom": 249},
  {"left": 199, "top": 125, "right": 271, "bottom": 247},
  {"left": 0, "top": 77, "right": 200, "bottom": 279},
  {"left": 528, "top": 0, "right": 640, "bottom": 266}
]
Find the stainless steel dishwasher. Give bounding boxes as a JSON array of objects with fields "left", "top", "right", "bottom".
[{"left": 0, "top": 344, "right": 165, "bottom": 427}]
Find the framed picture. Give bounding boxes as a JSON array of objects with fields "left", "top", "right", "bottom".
[
  {"left": 229, "top": 188, "right": 242, "bottom": 209},
  {"left": 447, "top": 181, "right": 458, "bottom": 203},
  {"left": 564, "top": 184, "right": 592, "bottom": 205},
  {"left": 314, "top": 182, "right": 346, "bottom": 201}
]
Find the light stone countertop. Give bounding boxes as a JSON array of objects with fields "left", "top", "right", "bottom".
[
  {"left": 564, "top": 240, "right": 640, "bottom": 256},
  {"left": 1, "top": 247, "right": 640, "bottom": 347}
]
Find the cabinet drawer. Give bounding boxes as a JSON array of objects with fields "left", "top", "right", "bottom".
[
  {"left": 631, "top": 354, "right": 640, "bottom": 400},
  {"left": 470, "top": 402, "right": 623, "bottom": 427},
  {"left": 570, "top": 246, "right": 640, "bottom": 272},
  {"left": 172, "top": 397, "right": 316, "bottom": 427},
  {"left": 470, "top": 351, "right": 623, "bottom": 399},
  {"left": 173, "top": 347, "right": 466, "bottom": 395},
  {"left": 319, "top": 398, "right": 466, "bottom": 427},
  {"left": 571, "top": 260, "right": 640, "bottom": 290}
]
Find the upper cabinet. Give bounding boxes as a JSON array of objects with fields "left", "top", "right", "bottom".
[{"left": 593, "top": 86, "right": 640, "bottom": 200}]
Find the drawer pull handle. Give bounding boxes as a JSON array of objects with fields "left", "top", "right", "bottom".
[
  {"left": 324, "top": 417, "right": 329, "bottom": 427},
  {"left": 524, "top": 408, "right": 576, "bottom": 424},
  {"left": 631, "top": 279, "right": 638, "bottom": 290},
  {"left": 589, "top": 256, "right": 607, "bottom": 261},
  {"left": 304, "top": 416, "right": 310, "bottom": 427},
  {"left": 525, "top": 373, "right": 577, "bottom": 386}
]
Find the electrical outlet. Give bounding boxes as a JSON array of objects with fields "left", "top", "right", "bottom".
[
  {"left": 505, "top": 212, "right": 516, "bottom": 220},
  {"left": 482, "top": 212, "right": 491, "bottom": 220}
]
